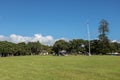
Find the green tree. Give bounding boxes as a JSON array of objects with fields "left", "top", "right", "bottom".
[
  {"left": 109, "top": 42, "right": 117, "bottom": 54},
  {"left": 69, "top": 39, "right": 86, "bottom": 55},
  {"left": 53, "top": 40, "right": 69, "bottom": 55},
  {"left": 98, "top": 19, "right": 109, "bottom": 41},
  {"left": 112, "top": 42, "right": 120, "bottom": 53},
  {"left": 14, "top": 42, "right": 28, "bottom": 56},
  {"left": 90, "top": 40, "right": 100, "bottom": 55},
  {"left": 98, "top": 19, "right": 110, "bottom": 54},
  {"left": 27, "top": 41, "right": 42, "bottom": 55},
  {"left": 0, "top": 41, "right": 15, "bottom": 57}
]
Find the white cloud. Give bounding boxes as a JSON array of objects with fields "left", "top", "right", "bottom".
[
  {"left": 111, "top": 40, "right": 120, "bottom": 43},
  {"left": 0, "top": 34, "right": 57, "bottom": 45},
  {"left": 56, "top": 38, "right": 69, "bottom": 42},
  {"left": 0, "top": 35, "right": 9, "bottom": 41}
]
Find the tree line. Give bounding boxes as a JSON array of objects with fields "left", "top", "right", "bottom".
[
  {"left": 0, "top": 19, "right": 120, "bottom": 57},
  {"left": 0, "top": 41, "right": 50, "bottom": 57},
  {"left": 0, "top": 39, "right": 120, "bottom": 57},
  {"left": 53, "top": 39, "right": 120, "bottom": 55}
]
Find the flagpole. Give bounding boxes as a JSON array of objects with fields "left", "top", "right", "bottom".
[{"left": 87, "top": 21, "right": 91, "bottom": 56}]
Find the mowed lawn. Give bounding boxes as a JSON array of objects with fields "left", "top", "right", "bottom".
[{"left": 0, "top": 56, "right": 120, "bottom": 80}]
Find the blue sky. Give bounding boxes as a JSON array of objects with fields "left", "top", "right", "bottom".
[{"left": 0, "top": 0, "right": 120, "bottom": 41}]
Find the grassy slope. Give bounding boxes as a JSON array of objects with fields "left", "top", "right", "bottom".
[{"left": 0, "top": 56, "right": 120, "bottom": 80}]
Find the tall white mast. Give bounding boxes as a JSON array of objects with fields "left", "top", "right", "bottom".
[{"left": 87, "top": 21, "right": 91, "bottom": 56}]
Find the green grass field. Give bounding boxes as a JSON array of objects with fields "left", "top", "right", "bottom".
[{"left": 0, "top": 55, "right": 120, "bottom": 80}]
